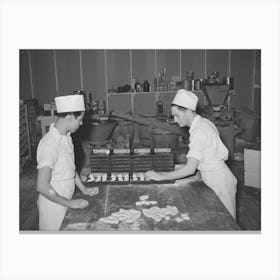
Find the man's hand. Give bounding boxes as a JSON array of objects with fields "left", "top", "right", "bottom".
[
  {"left": 81, "top": 187, "right": 99, "bottom": 196},
  {"left": 145, "top": 170, "right": 163, "bottom": 181},
  {"left": 69, "top": 199, "right": 89, "bottom": 209}
]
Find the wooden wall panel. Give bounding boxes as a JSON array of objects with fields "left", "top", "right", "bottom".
[
  {"left": 255, "top": 50, "right": 261, "bottom": 86},
  {"left": 22, "top": 49, "right": 258, "bottom": 115},
  {"left": 81, "top": 50, "right": 106, "bottom": 100},
  {"left": 20, "top": 50, "right": 32, "bottom": 100},
  {"left": 206, "top": 50, "right": 229, "bottom": 79},
  {"left": 107, "top": 50, "right": 130, "bottom": 90},
  {"left": 134, "top": 94, "right": 156, "bottom": 116},
  {"left": 29, "top": 50, "right": 57, "bottom": 105},
  {"left": 254, "top": 88, "right": 261, "bottom": 115},
  {"left": 181, "top": 50, "right": 205, "bottom": 80},
  {"left": 231, "top": 50, "right": 254, "bottom": 110},
  {"left": 131, "top": 49, "right": 155, "bottom": 85},
  {"left": 108, "top": 94, "right": 131, "bottom": 113},
  {"left": 156, "top": 50, "right": 180, "bottom": 81},
  {"left": 158, "top": 92, "right": 176, "bottom": 116},
  {"left": 56, "top": 50, "right": 81, "bottom": 95}
]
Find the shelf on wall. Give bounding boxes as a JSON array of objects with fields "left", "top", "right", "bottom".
[
  {"left": 108, "top": 91, "right": 176, "bottom": 95},
  {"left": 108, "top": 90, "right": 203, "bottom": 96}
]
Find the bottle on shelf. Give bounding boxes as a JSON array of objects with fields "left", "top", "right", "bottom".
[
  {"left": 134, "top": 80, "right": 141, "bottom": 92},
  {"left": 156, "top": 101, "right": 164, "bottom": 117},
  {"left": 143, "top": 80, "right": 150, "bottom": 92}
]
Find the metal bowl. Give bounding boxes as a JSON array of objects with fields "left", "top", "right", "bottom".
[{"left": 80, "top": 119, "right": 118, "bottom": 144}]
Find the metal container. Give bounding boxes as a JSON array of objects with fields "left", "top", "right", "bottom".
[
  {"left": 143, "top": 80, "right": 150, "bottom": 92},
  {"left": 138, "top": 118, "right": 178, "bottom": 149},
  {"left": 152, "top": 128, "right": 178, "bottom": 149},
  {"left": 228, "top": 77, "right": 234, "bottom": 90},
  {"left": 194, "top": 79, "right": 201, "bottom": 91},
  {"left": 186, "top": 71, "right": 194, "bottom": 81},
  {"left": 112, "top": 120, "right": 135, "bottom": 142},
  {"left": 156, "top": 101, "right": 164, "bottom": 117},
  {"left": 183, "top": 79, "right": 192, "bottom": 91},
  {"left": 97, "top": 100, "right": 106, "bottom": 115},
  {"left": 138, "top": 121, "right": 154, "bottom": 147},
  {"left": 80, "top": 118, "right": 117, "bottom": 145}
]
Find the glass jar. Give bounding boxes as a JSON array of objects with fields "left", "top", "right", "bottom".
[{"left": 97, "top": 100, "right": 106, "bottom": 115}]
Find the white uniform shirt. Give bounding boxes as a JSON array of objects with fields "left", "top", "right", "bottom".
[
  {"left": 187, "top": 115, "right": 228, "bottom": 171},
  {"left": 36, "top": 123, "right": 77, "bottom": 230},
  {"left": 37, "top": 123, "right": 76, "bottom": 182}
]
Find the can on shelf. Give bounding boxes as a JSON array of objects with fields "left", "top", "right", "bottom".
[
  {"left": 156, "top": 101, "right": 164, "bottom": 117},
  {"left": 194, "top": 79, "right": 201, "bottom": 91}
]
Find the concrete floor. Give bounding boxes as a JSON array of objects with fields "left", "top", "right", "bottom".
[{"left": 19, "top": 158, "right": 261, "bottom": 231}]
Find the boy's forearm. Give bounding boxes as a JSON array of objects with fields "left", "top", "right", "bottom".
[
  {"left": 37, "top": 184, "right": 71, "bottom": 207},
  {"left": 75, "top": 172, "right": 85, "bottom": 191}
]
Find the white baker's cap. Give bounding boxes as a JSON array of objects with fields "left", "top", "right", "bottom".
[
  {"left": 55, "top": 95, "right": 85, "bottom": 113},
  {"left": 172, "top": 89, "right": 198, "bottom": 111}
]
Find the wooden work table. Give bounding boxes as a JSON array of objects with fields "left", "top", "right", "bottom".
[{"left": 60, "top": 180, "right": 240, "bottom": 231}]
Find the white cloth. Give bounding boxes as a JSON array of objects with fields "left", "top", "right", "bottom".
[
  {"left": 37, "top": 123, "right": 76, "bottom": 230},
  {"left": 186, "top": 115, "right": 237, "bottom": 218}
]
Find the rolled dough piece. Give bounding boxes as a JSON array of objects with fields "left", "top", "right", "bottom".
[
  {"left": 99, "top": 216, "right": 119, "bottom": 224},
  {"left": 139, "top": 195, "right": 149, "bottom": 201},
  {"left": 175, "top": 217, "right": 183, "bottom": 223},
  {"left": 181, "top": 213, "right": 190, "bottom": 220}
]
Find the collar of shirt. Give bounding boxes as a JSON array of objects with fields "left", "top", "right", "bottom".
[
  {"left": 189, "top": 115, "right": 201, "bottom": 134},
  {"left": 49, "top": 123, "right": 73, "bottom": 153},
  {"left": 49, "top": 123, "right": 72, "bottom": 142}
]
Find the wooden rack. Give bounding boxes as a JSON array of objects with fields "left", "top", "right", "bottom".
[
  {"left": 20, "top": 104, "right": 32, "bottom": 173},
  {"left": 25, "top": 100, "right": 38, "bottom": 147}
]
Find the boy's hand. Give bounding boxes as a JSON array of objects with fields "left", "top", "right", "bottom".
[
  {"left": 82, "top": 187, "right": 99, "bottom": 196},
  {"left": 69, "top": 199, "right": 89, "bottom": 209}
]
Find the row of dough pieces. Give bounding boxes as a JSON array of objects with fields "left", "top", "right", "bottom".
[
  {"left": 99, "top": 195, "right": 190, "bottom": 224},
  {"left": 87, "top": 173, "right": 149, "bottom": 183}
]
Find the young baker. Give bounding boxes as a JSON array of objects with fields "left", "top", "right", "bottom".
[
  {"left": 36, "top": 94, "right": 98, "bottom": 230},
  {"left": 145, "top": 89, "right": 237, "bottom": 219}
]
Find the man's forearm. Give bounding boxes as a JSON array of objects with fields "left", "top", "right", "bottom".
[{"left": 160, "top": 165, "right": 195, "bottom": 180}]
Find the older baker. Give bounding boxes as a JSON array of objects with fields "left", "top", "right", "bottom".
[{"left": 145, "top": 89, "right": 237, "bottom": 218}]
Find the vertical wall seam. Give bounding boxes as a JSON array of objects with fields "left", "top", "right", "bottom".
[
  {"left": 228, "top": 50, "right": 231, "bottom": 76},
  {"left": 53, "top": 50, "right": 59, "bottom": 96},
  {"left": 154, "top": 49, "right": 157, "bottom": 77},
  {"left": 79, "top": 49, "right": 84, "bottom": 90},
  {"left": 104, "top": 50, "right": 109, "bottom": 112},
  {"left": 131, "top": 93, "right": 134, "bottom": 114},
  {"left": 129, "top": 49, "right": 133, "bottom": 86},
  {"left": 252, "top": 50, "right": 256, "bottom": 111},
  {"left": 204, "top": 50, "right": 207, "bottom": 78},
  {"left": 27, "top": 50, "right": 34, "bottom": 99},
  {"left": 129, "top": 49, "right": 134, "bottom": 113},
  {"left": 179, "top": 49, "right": 182, "bottom": 80}
]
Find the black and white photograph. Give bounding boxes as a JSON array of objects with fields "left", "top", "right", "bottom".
[
  {"left": 1, "top": 1, "right": 280, "bottom": 280},
  {"left": 19, "top": 49, "right": 261, "bottom": 232}
]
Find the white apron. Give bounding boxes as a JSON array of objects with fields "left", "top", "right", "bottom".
[
  {"left": 187, "top": 115, "right": 237, "bottom": 219},
  {"left": 37, "top": 124, "right": 76, "bottom": 230},
  {"left": 200, "top": 162, "right": 237, "bottom": 219}
]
